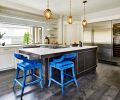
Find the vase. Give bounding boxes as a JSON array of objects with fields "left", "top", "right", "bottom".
[
  {"left": 0, "top": 38, "right": 5, "bottom": 45},
  {"left": 0, "top": 39, "right": 1, "bottom": 45}
]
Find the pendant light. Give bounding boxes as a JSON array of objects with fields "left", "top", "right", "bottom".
[
  {"left": 67, "top": 0, "right": 73, "bottom": 24},
  {"left": 82, "top": 0, "right": 87, "bottom": 27},
  {"left": 44, "top": 0, "right": 52, "bottom": 19}
]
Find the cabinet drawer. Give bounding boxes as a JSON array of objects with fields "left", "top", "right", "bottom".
[{"left": 0, "top": 47, "right": 15, "bottom": 53}]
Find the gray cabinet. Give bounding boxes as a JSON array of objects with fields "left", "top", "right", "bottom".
[
  {"left": 77, "top": 51, "right": 84, "bottom": 73},
  {"left": 77, "top": 48, "right": 97, "bottom": 75}
]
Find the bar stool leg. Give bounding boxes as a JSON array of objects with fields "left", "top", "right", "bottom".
[
  {"left": 21, "top": 70, "right": 27, "bottom": 97},
  {"left": 31, "top": 69, "right": 34, "bottom": 81},
  {"left": 13, "top": 80, "right": 16, "bottom": 91},
  {"left": 16, "top": 67, "right": 20, "bottom": 79},
  {"left": 13, "top": 67, "right": 20, "bottom": 90},
  {"left": 39, "top": 67, "right": 43, "bottom": 88},
  {"left": 61, "top": 70, "right": 64, "bottom": 96},
  {"left": 72, "top": 67, "right": 78, "bottom": 87},
  {"left": 48, "top": 66, "right": 52, "bottom": 87}
]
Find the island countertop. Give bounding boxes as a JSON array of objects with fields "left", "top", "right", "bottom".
[{"left": 19, "top": 46, "right": 97, "bottom": 57}]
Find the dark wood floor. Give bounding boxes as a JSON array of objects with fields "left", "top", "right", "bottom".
[{"left": 0, "top": 63, "right": 120, "bottom": 100}]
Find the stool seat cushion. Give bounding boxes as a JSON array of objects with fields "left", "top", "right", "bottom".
[
  {"left": 50, "top": 61, "right": 74, "bottom": 70},
  {"left": 17, "top": 62, "right": 42, "bottom": 70},
  {"left": 18, "top": 62, "right": 33, "bottom": 67}
]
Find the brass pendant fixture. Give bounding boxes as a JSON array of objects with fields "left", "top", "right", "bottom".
[
  {"left": 67, "top": 0, "right": 73, "bottom": 24},
  {"left": 82, "top": 0, "right": 87, "bottom": 27},
  {"left": 68, "top": 16, "right": 72, "bottom": 24},
  {"left": 44, "top": 0, "right": 52, "bottom": 19},
  {"left": 82, "top": 19, "right": 87, "bottom": 26}
]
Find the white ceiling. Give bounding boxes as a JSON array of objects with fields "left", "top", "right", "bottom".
[{"left": 0, "top": 0, "right": 120, "bottom": 17}]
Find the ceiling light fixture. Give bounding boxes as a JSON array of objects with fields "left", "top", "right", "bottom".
[
  {"left": 82, "top": 0, "right": 87, "bottom": 27},
  {"left": 67, "top": 0, "right": 73, "bottom": 24},
  {"left": 44, "top": 0, "right": 52, "bottom": 19}
]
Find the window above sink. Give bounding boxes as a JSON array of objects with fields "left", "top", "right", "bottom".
[{"left": 0, "top": 23, "right": 32, "bottom": 45}]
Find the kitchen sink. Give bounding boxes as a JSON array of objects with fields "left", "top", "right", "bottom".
[
  {"left": 23, "top": 45, "right": 40, "bottom": 48},
  {"left": 24, "top": 44, "right": 69, "bottom": 49},
  {"left": 40, "top": 45, "right": 68, "bottom": 49}
]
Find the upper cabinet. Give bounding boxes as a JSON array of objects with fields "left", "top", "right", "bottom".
[
  {"left": 63, "top": 21, "right": 81, "bottom": 45},
  {"left": 83, "top": 21, "right": 112, "bottom": 45},
  {"left": 83, "top": 23, "right": 93, "bottom": 45},
  {"left": 93, "top": 21, "right": 112, "bottom": 44}
]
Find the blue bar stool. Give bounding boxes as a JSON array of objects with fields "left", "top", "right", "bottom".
[
  {"left": 13, "top": 53, "right": 43, "bottom": 97},
  {"left": 48, "top": 53, "right": 78, "bottom": 96}
]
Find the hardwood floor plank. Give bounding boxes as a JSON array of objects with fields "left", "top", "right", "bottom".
[
  {"left": 0, "top": 63, "right": 120, "bottom": 100},
  {"left": 114, "top": 90, "right": 120, "bottom": 100},
  {"left": 100, "top": 85, "right": 119, "bottom": 100},
  {"left": 86, "top": 84, "right": 110, "bottom": 100}
]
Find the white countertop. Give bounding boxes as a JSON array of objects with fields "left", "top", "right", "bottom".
[
  {"left": 0, "top": 45, "right": 23, "bottom": 48},
  {"left": 0, "top": 44, "right": 62, "bottom": 48},
  {"left": 19, "top": 46, "right": 97, "bottom": 56}
]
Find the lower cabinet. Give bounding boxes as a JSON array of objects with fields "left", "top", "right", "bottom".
[
  {"left": 77, "top": 51, "right": 84, "bottom": 73},
  {"left": 76, "top": 48, "right": 97, "bottom": 75},
  {"left": 0, "top": 48, "right": 15, "bottom": 71},
  {"left": 0, "top": 46, "right": 23, "bottom": 71},
  {"left": 0, "top": 52, "right": 15, "bottom": 70},
  {"left": 84, "top": 49, "right": 97, "bottom": 70}
]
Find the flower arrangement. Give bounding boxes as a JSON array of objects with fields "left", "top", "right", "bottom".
[{"left": 0, "top": 32, "right": 6, "bottom": 39}]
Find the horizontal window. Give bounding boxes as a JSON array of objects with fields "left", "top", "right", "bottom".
[{"left": 0, "top": 24, "right": 32, "bottom": 45}]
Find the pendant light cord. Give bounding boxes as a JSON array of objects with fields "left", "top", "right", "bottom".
[
  {"left": 47, "top": 0, "right": 49, "bottom": 8},
  {"left": 84, "top": 2, "right": 86, "bottom": 19},
  {"left": 70, "top": 0, "right": 71, "bottom": 16}
]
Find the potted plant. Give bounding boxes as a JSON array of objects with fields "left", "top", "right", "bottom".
[
  {"left": 0, "top": 32, "right": 6, "bottom": 45},
  {"left": 24, "top": 32, "right": 30, "bottom": 45}
]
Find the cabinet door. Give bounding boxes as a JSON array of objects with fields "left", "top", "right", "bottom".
[
  {"left": 84, "top": 49, "right": 97, "bottom": 70},
  {"left": 0, "top": 48, "right": 15, "bottom": 71},
  {"left": 77, "top": 52, "right": 84, "bottom": 74},
  {"left": 64, "top": 24, "right": 80, "bottom": 45}
]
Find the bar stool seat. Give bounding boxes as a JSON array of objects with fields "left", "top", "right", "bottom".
[
  {"left": 13, "top": 53, "right": 43, "bottom": 98},
  {"left": 50, "top": 60, "right": 74, "bottom": 70},
  {"left": 48, "top": 53, "right": 78, "bottom": 96},
  {"left": 17, "top": 61, "right": 42, "bottom": 70}
]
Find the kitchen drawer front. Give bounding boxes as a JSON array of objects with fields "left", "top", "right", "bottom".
[{"left": 0, "top": 47, "right": 15, "bottom": 53}]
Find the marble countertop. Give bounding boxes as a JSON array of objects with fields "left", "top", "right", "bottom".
[
  {"left": 19, "top": 46, "right": 97, "bottom": 56},
  {"left": 0, "top": 44, "right": 23, "bottom": 48},
  {"left": 0, "top": 44, "right": 64, "bottom": 48}
]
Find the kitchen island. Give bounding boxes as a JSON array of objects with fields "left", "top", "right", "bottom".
[{"left": 19, "top": 46, "right": 97, "bottom": 86}]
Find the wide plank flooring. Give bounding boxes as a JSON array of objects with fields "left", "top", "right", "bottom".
[{"left": 0, "top": 63, "right": 120, "bottom": 100}]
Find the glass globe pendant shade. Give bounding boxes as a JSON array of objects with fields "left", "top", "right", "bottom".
[
  {"left": 44, "top": 8, "right": 52, "bottom": 19},
  {"left": 68, "top": 16, "right": 72, "bottom": 24},
  {"left": 82, "top": 19, "right": 87, "bottom": 27}
]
